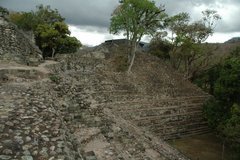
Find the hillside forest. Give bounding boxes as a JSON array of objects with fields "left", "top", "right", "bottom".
[{"left": 1, "top": 0, "right": 240, "bottom": 158}]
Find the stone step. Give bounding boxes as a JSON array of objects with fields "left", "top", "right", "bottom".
[
  {"left": 132, "top": 110, "right": 204, "bottom": 121},
  {"left": 89, "top": 90, "right": 134, "bottom": 95},
  {"left": 119, "top": 106, "right": 203, "bottom": 119},
  {"left": 114, "top": 103, "right": 204, "bottom": 112},
  {"left": 137, "top": 116, "right": 206, "bottom": 126},
  {"left": 145, "top": 118, "right": 207, "bottom": 128},
  {"left": 98, "top": 95, "right": 209, "bottom": 106},
  {"left": 161, "top": 126, "right": 210, "bottom": 137},
  {"left": 96, "top": 91, "right": 208, "bottom": 99},
  {"left": 102, "top": 101, "right": 206, "bottom": 112},
  {"left": 161, "top": 127, "right": 210, "bottom": 140},
  {"left": 49, "top": 58, "right": 105, "bottom": 73},
  {"left": 149, "top": 122, "right": 209, "bottom": 134}
]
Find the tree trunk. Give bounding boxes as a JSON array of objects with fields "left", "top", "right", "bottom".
[
  {"left": 51, "top": 48, "right": 55, "bottom": 58},
  {"left": 127, "top": 42, "right": 137, "bottom": 73},
  {"left": 222, "top": 141, "right": 225, "bottom": 160},
  {"left": 169, "top": 45, "right": 179, "bottom": 69},
  {"left": 127, "top": 37, "right": 131, "bottom": 64},
  {"left": 187, "top": 58, "right": 190, "bottom": 79},
  {"left": 176, "top": 58, "right": 182, "bottom": 70}
]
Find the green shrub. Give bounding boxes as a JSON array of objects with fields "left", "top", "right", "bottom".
[
  {"left": 149, "top": 40, "right": 171, "bottom": 59},
  {"left": 113, "top": 55, "right": 128, "bottom": 72},
  {"left": 203, "top": 98, "right": 230, "bottom": 129},
  {"left": 49, "top": 74, "right": 61, "bottom": 84}
]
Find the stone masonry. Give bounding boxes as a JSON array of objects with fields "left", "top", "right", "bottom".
[
  {"left": 0, "top": 43, "right": 210, "bottom": 159},
  {"left": 51, "top": 45, "right": 211, "bottom": 140},
  {"left": 0, "top": 17, "right": 42, "bottom": 66}
]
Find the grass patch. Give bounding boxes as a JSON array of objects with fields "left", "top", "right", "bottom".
[
  {"left": 49, "top": 74, "right": 61, "bottom": 84},
  {"left": 169, "top": 133, "right": 239, "bottom": 160}
]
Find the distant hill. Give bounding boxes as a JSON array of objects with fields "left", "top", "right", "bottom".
[
  {"left": 202, "top": 39, "right": 240, "bottom": 64},
  {"left": 224, "top": 37, "right": 240, "bottom": 43}
]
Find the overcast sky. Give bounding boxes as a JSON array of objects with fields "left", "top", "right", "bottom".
[{"left": 1, "top": 0, "right": 240, "bottom": 46}]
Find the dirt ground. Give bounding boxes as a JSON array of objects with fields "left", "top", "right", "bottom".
[{"left": 169, "top": 133, "right": 239, "bottom": 160}]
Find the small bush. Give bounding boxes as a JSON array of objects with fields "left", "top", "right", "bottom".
[
  {"left": 203, "top": 98, "right": 229, "bottom": 129},
  {"left": 113, "top": 55, "right": 128, "bottom": 72},
  {"left": 49, "top": 74, "right": 61, "bottom": 84},
  {"left": 149, "top": 40, "right": 171, "bottom": 59}
]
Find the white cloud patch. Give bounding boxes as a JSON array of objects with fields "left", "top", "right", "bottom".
[
  {"left": 69, "top": 25, "right": 125, "bottom": 46},
  {"left": 1, "top": 0, "right": 240, "bottom": 45},
  {"left": 207, "top": 32, "right": 240, "bottom": 43},
  {"left": 70, "top": 24, "right": 237, "bottom": 45}
]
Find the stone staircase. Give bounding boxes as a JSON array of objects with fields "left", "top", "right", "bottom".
[
  {"left": 101, "top": 94, "right": 210, "bottom": 140},
  {"left": 47, "top": 47, "right": 211, "bottom": 159},
  {"left": 88, "top": 80, "right": 210, "bottom": 139}
]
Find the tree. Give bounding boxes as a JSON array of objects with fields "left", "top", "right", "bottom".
[
  {"left": 221, "top": 104, "right": 240, "bottom": 154},
  {"left": 202, "top": 55, "right": 240, "bottom": 158},
  {"left": 34, "top": 4, "right": 64, "bottom": 25},
  {"left": 231, "top": 46, "right": 240, "bottom": 58},
  {"left": 35, "top": 22, "right": 81, "bottom": 58},
  {"left": 110, "top": 0, "right": 166, "bottom": 72},
  {"left": 0, "top": 6, "right": 9, "bottom": 17},
  {"left": 166, "top": 10, "right": 221, "bottom": 80},
  {"left": 149, "top": 32, "right": 171, "bottom": 59},
  {"left": 9, "top": 5, "right": 81, "bottom": 58},
  {"left": 203, "top": 55, "right": 240, "bottom": 126},
  {"left": 166, "top": 12, "right": 190, "bottom": 69},
  {"left": 9, "top": 5, "right": 64, "bottom": 31},
  {"left": 9, "top": 12, "right": 39, "bottom": 31},
  {"left": 202, "top": 9, "right": 221, "bottom": 29},
  {"left": 194, "top": 64, "right": 221, "bottom": 94},
  {"left": 214, "top": 57, "right": 240, "bottom": 104},
  {"left": 57, "top": 36, "right": 81, "bottom": 54},
  {"left": 35, "top": 23, "right": 60, "bottom": 58}
]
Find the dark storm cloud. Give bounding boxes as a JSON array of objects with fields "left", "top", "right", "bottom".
[
  {"left": 0, "top": 0, "right": 240, "bottom": 33},
  {"left": 160, "top": 0, "right": 240, "bottom": 33},
  {"left": 0, "top": 0, "right": 118, "bottom": 28}
]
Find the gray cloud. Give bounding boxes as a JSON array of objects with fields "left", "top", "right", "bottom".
[
  {"left": 159, "top": 0, "right": 240, "bottom": 32},
  {"left": 0, "top": 0, "right": 240, "bottom": 35},
  {"left": 0, "top": 0, "right": 118, "bottom": 28}
]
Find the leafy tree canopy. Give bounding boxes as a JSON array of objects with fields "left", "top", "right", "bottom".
[
  {"left": 9, "top": 5, "right": 81, "bottom": 58},
  {"left": 9, "top": 5, "right": 64, "bottom": 31},
  {"left": 201, "top": 53, "right": 240, "bottom": 154},
  {"left": 214, "top": 57, "right": 240, "bottom": 104},
  {"left": 110, "top": 0, "right": 167, "bottom": 72},
  {"left": 165, "top": 10, "right": 221, "bottom": 80},
  {"left": 0, "top": 6, "right": 9, "bottom": 17}
]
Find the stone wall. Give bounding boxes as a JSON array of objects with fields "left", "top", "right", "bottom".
[
  {"left": 0, "top": 17, "right": 42, "bottom": 66},
  {"left": 51, "top": 46, "right": 211, "bottom": 141}
]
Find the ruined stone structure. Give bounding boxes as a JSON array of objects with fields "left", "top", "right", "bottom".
[
  {"left": 51, "top": 45, "right": 210, "bottom": 140},
  {"left": 0, "top": 41, "right": 210, "bottom": 159},
  {"left": 0, "top": 17, "right": 42, "bottom": 66},
  {"left": 105, "top": 39, "right": 149, "bottom": 52}
]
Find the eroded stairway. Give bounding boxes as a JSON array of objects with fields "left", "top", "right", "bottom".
[{"left": 47, "top": 47, "right": 210, "bottom": 160}]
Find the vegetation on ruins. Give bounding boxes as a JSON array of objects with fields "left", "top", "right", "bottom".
[
  {"left": 1, "top": 2, "right": 240, "bottom": 159},
  {"left": 35, "top": 22, "right": 80, "bottom": 58},
  {"left": 149, "top": 32, "right": 171, "bottom": 59},
  {"left": 110, "top": 4, "right": 239, "bottom": 154},
  {"left": 0, "top": 6, "right": 9, "bottom": 17},
  {"left": 109, "top": 0, "right": 167, "bottom": 72},
  {"left": 149, "top": 10, "right": 221, "bottom": 80},
  {"left": 9, "top": 5, "right": 81, "bottom": 58},
  {"left": 49, "top": 74, "right": 61, "bottom": 84},
  {"left": 196, "top": 48, "right": 240, "bottom": 157},
  {"left": 109, "top": 0, "right": 221, "bottom": 78}
]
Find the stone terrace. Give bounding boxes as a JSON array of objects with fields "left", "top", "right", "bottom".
[{"left": 0, "top": 44, "right": 209, "bottom": 159}]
